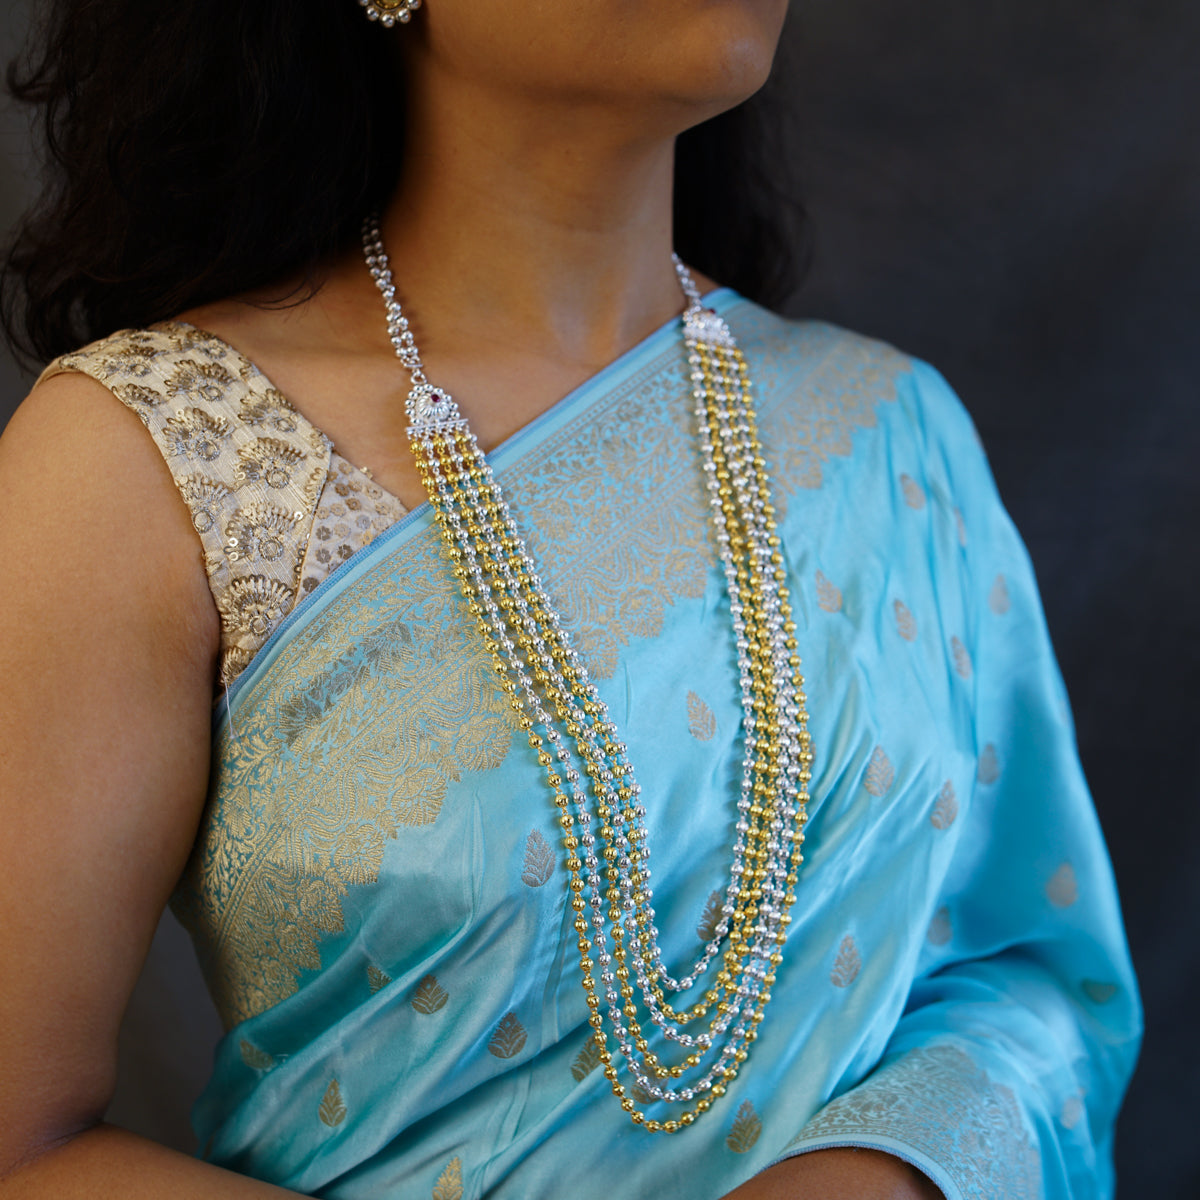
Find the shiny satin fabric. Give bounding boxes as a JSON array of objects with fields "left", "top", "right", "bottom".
[{"left": 176, "top": 293, "right": 1139, "bottom": 1199}]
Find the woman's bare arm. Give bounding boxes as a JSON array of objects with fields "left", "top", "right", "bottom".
[
  {"left": 721, "top": 1148, "right": 944, "bottom": 1199},
  {"left": 0, "top": 374, "right": 296, "bottom": 1196}
]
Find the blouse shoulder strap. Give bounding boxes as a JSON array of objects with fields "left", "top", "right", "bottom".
[{"left": 41, "top": 322, "right": 332, "bottom": 686}]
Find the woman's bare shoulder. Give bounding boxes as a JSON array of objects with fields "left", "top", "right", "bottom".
[{"left": 1, "top": 368, "right": 219, "bottom": 661}]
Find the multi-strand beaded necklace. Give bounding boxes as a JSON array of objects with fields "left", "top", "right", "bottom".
[{"left": 362, "top": 217, "right": 813, "bottom": 1133}]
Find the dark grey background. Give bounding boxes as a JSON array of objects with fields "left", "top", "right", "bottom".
[{"left": 2, "top": 0, "right": 1196, "bottom": 1194}]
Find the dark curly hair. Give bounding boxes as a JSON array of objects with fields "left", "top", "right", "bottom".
[{"left": 1, "top": 0, "right": 806, "bottom": 368}]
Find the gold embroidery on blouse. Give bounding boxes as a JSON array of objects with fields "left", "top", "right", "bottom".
[
  {"left": 239, "top": 387, "right": 299, "bottom": 433},
  {"left": 726, "top": 1100, "right": 763, "bottom": 1153},
  {"left": 815, "top": 570, "right": 843, "bottom": 613},
  {"left": 217, "top": 576, "right": 295, "bottom": 638},
  {"left": 830, "top": 934, "right": 862, "bottom": 987},
  {"left": 163, "top": 407, "right": 230, "bottom": 461},
  {"left": 432, "top": 1158, "right": 464, "bottom": 1200},
  {"left": 177, "top": 475, "right": 234, "bottom": 534},
  {"left": 111, "top": 381, "right": 166, "bottom": 416},
  {"left": 224, "top": 503, "right": 298, "bottom": 564},
  {"left": 158, "top": 323, "right": 227, "bottom": 356},
  {"left": 521, "top": 829, "right": 555, "bottom": 887},
  {"left": 236, "top": 437, "right": 305, "bottom": 489},
  {"left": 98, "top": 332, "right": 164, "bottom": 377},
  {"left": 165, "top": 358, "right": 236, "bottom": 403}
]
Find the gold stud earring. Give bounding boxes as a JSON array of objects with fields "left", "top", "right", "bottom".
[{"left": 359, "top": 0, "right": 421, "bottom": 27}]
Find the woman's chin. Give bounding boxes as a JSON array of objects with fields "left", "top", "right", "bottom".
[{"left": 623, "top": 3, "right": 785, "bottom": 121}]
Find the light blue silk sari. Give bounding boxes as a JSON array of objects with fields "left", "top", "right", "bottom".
[{"left": 175, "top": 293, "right": 1140, "bottom": 1199}]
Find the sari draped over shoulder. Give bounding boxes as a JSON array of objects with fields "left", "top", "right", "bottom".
[{"left": 49, "top": 293, "right": 1139, "bottom": 1199}]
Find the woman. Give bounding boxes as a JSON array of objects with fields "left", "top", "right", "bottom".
[{"left": 0, "top": 1, "right": 1139, "bottom": 1197}]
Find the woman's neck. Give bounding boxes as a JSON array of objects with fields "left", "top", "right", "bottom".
[{"left": 372, "top": 56, "right": 699, "bottom": 380}]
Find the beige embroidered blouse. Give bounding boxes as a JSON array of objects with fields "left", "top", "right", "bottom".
[{"left": 42, "top": 322, "right": 408, "bottom": 687}]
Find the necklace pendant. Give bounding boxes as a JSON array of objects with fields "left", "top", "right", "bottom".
[
  {"left": 682, "top": 305, "right": 736, "bottom": 350},
  {"left": 407, "top": 382, "right": 464, "bottom": 432}
]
